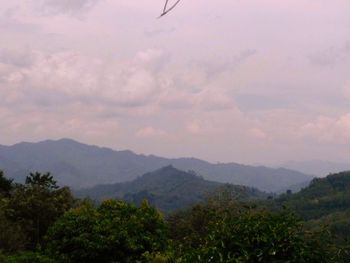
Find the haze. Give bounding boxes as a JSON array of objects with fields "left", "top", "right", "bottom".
[{"left": 1, "top": 0, "right": 349, "bottom": 164}]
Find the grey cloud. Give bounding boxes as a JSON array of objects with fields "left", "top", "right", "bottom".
[
  {"left": 0, "top": 9, "right": 39, "bottom": 33},
  {"left": 236, "top": 94, "right": 294, "bottom": 112},
  {"left": 308, "top": 43, "right": 350, "bottom": 67},
  {"left": 342, "top": 42, "right": 350, "bottom": 52},
  {"left": 189, "top": 49, "right": 257, "bottom": 81},
  {"left": 308, "top": 48, "right": 339, "bottom": 66},
  {"left": 0, "top": 49, "right": 37, "bottom": 68},
  {"left": 144, "top": 28, "right": 177, "bottom": 38},
  {"left": 237, "top": 50, "right": 257, "bottom": 61},
  {"left": 38, "top": 0, "right": 103, "bottom": 15},
  {"left": 27, "top": 90, "right": 75, "bottom": 109}
]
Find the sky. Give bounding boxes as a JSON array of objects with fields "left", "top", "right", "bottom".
[{"left": 0, "top": 0, "right": 350, "bottom": 164}]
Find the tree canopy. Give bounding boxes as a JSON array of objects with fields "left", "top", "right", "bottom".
[{"left": 1, "top": 170, "right": 350, "bottom": 262}]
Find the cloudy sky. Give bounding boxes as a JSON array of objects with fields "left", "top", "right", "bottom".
[{"left": 0, "top": 0, "right": 350, "bottom": 164}]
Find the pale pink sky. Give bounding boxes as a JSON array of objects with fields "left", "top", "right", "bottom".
[{"left": 0, "top": 0, "right": 350, "bottom": 164}]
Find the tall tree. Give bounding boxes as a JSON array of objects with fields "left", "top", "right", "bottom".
[{"left": 7, "top": 172, "right": 75, "bottom": 249}]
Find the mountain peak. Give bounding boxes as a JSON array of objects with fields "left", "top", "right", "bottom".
[
  {"left": 55, "top": 138, "right": 80, "bottom": 144},
  {"left": 38, "top": 138, "right": 86, "bottom": 146},
  {"left": 142, "top": 165, "right": 196, "bottom": 181}
]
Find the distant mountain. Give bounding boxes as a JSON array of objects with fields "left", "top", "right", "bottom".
[
  {"left": 0, "top": 138, "right": 312, "bottom": 192},
  {"left": 279, "top": 160, "right": 350, "bottom": 177},
  {"left": 76, "top": 166, "right": 266, "bottom": 212},
  {"left": 276, "top": 180, "right": 312, "bottom": 194}
]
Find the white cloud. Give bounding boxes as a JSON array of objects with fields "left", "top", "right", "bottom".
[
  {"left": 0, "top": 47, "right": 245, "bottom": 116},
  {"left": 299, "top": 114, "right": 350, "bottom": 143},
  {"left": 186, "top": 119, "right": 217, "bottom": 135},
  {"left": 250, "top": 128, "right": 267, "bottom": 140},
  {"left": 0, "top": 49, "right": 164, "bottom": 111},
  {"left": 193, "top": 87, "right": 235, "bottom": 111},
  {"left": 136, "top": 127, "right": 166, "bottom": 138}
]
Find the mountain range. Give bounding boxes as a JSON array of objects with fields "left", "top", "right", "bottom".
[{"left": 0, "top": 138, "right": 313, "bottom": 192}]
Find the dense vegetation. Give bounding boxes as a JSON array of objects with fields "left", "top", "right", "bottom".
[
  {"left": 276, "top": 171, "right": 350, "bottom": 258},
  {"left": 0, "top": 171, "right": 74, "bottom": 253},
  {"left": 278, "top": 171, "right": 350, "bottom": 219},
  {"left": 1, "top": 169, "right": 350, "bottom": 262}
]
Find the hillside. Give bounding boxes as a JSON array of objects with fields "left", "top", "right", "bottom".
[
  {"left": 278, "top": 171, "right": 350, "bottom": 220},
  {"left": 0, "top": 138, "right": 312, "bottom": 192},
  {"left": 76, "top": 166, "right": 266, "bottom": 212}
]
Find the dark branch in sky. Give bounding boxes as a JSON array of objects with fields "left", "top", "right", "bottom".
[{"left": 158, "top": 0, "right": 181, "bottom": 18}]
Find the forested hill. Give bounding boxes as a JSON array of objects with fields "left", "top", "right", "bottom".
[
  {"left": 76, "top": 165, "right": 266, "bottom": 212},
  {"left": 0, "top": 138, "right": 312, "bottom": 192},
  {"left": 278, "top": 171, "right": 350, "bottom": 220}
]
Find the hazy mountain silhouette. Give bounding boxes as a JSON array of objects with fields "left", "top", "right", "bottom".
[
  {"left": 0, "top": 138, "right": 312, "bottom": 192},
  {"left": 76, "top": 165, "right": 267, "bottom": 212},
  {"left": 279, "top": 160, "right": 350, "bottom": 177}
]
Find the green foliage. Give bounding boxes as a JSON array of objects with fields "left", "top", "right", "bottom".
[
  {"left": 25, "top": 172, "right": 59, "bottom": 190},
  {"left": 45, "top": 199, "right": 167, "bottom": 263},
  {"left": 278, "top": 171, "right": 350, "bottom": 220},
  {"left": 0, "top": 205, "right": 27, "bottom": 252},
  {"left": 0, "top": 170, "right": 13, "bottom": 197},
  {"left": 0, "top": 172, "right": 75, "bottom": 251},
  {"left": 142, "top": 252, "right": 173, "bottom": 263},
  {"left": 0, "top": 251, "right": 55, "bottom": 263},
  {"left": 305, "top": 210, "right": 350, "bottom": 261},
  {"left": 168, "top": 201, "right": 338, "bottom": 263},
  {"left": 2, "top": 168, "right": 350, "bottom": 262},
  {"left": 0, "top": 172, "right": 26, "bottom": 252}
]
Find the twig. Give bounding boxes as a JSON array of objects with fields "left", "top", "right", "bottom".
[{"left": 158, "top": 0, "right": 181, "bottom": 18}]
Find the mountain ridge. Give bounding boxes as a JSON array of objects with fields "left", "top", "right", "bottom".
[{"left": 0, "top": 138, "right": 313, "bottom": 192}]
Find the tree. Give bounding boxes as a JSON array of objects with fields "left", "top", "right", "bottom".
[
  {"left": 159, "top": 0, "right": 181, "bottom": 18},
  {"left": 0, "top": 171, "right": 26, "bottom": 252},
  {"left": 0, "top": 170, "right": 13, "bottom": 197},
  {"left": 7, "top": 172, "right": 75, "bottom": 249},
  {"left": 45, "top": 199, "right": 168, "bottom": 263},
  {"left": 168, "top": 202, "right": 339, "bottom": 263},
  {"left": 25, "top": 172, "right": 58, "bottom": 190},
  {"left": 0, "top": 252, "right": 55, "bottom": 263},
  {"left": 0, "top": 202, "right": 27, "bottom": 253}
]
